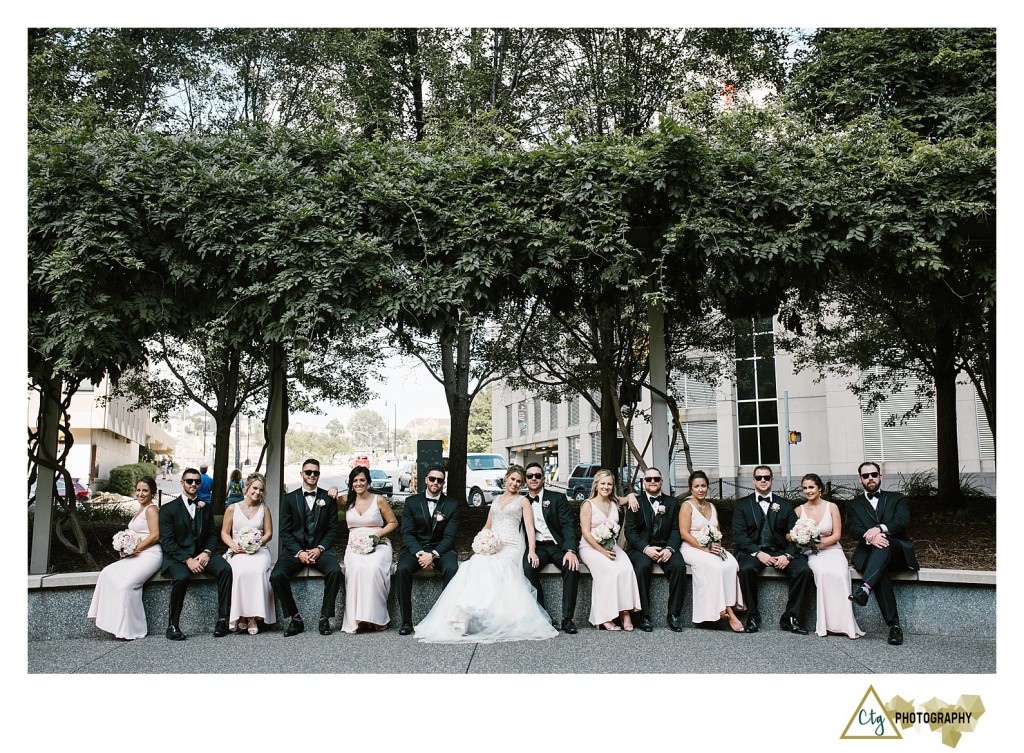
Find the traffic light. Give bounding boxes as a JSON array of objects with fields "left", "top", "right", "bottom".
[{"left": 788, "top": 430, "right": 802, "bottom": 444}]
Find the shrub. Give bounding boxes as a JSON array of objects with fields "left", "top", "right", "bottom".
[{"left": 107, "top": 462, "right": 158, "bottom": 496}]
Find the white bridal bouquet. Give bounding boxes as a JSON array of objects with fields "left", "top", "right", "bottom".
[
  {"left": 234, "top": 527, "right": 262, "bottom": 554},
  {"left": 472, "top": 528, "right": 502, "bottom": 555},
  {"left": 789, "top": 518, "right": 822, "bottom": 554},
  {"left": 695, "top": 525, "right": 727, "bottom": 560},
  {"left": 348, "top": 530, "right": 386, "bottom": 554},
  {"left": 592, "top": 522, "right": 620, "bottom": 551},
  {"left": 112, "top": 529, "right": 140, "bottom": 555}
]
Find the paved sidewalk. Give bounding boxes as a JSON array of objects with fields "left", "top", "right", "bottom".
[{"left": 28, "top": 623, "right": 995, "bottom": 674}]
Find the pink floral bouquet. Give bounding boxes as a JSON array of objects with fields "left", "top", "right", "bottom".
[
  {"left": 695, "top": 525, "right": 727, "bottom": 560},
  {"left": 472, "top": 528, "right": 502, "bottom": 555},
  {"left": 234, "top": 527, "right": 262, "bottom": 554},
  {"left": 789, "top": 518, "right": 822, "bottom": 554},
  {"left": 348, "top": 530, "right": 385, "bottom": 554},
  {"left": 592, "top": 522, "right": 620, "bottom": 551},
  {"left": 112, "top": 529, "right": 140, "bottom": 555}
]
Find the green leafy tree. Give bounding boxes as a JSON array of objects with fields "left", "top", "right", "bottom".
[
  {"left": 347, "top": 409, "right": 390, "bottom": 451},
  {"left": 467, "top": 383, "right": 493, "bottom": 453}
]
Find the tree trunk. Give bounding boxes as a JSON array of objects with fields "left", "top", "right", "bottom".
[
  {"left": 440, "top": 321, "right": 473, "bottom": 504},
  {"left": 405, "top": 29, "right": 425, "bottom": 142},
  {"left": 209, "top": 350, "right": 241, "bottom": 514},
  {"left": 933, "top": 314, "right": 961, "bottom": 505}
]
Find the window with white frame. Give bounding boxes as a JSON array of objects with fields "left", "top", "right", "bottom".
[
  {"left": 568, "top": 397, "right": 579, "bottom": 426},
  {"left": 568, "top": 435, "right": 580, "bottom": 467},
  {"left": 735, "top": 316, "right": 780, "bottom": 466},
  {"left": 550, "top": 401, "right": 558, "bottom": 430}
]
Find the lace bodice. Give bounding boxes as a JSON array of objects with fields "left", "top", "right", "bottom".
[{"left": 490, "top": 496, "right": 526, "bottom": 557}]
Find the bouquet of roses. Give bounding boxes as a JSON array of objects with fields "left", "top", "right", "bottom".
[
  {"left": 592, "top": 522, "right": 620, "bottom": 551},
  {"left": 472, "top": 528, "right": 502, "bottom": 555},
  {"left": 694, "top": 525, "right": 727, "bottom": 560},
  {"left": 789, "top": 518, "right": 822, "bottom": 554},
  {"left": 112, "top": 529, "right": 141, "bottom": 555},
  {"left": 348, "top": 530, "right": 386, "bottom": 554},
  {"left": 234, "top": 527, "right": 262, "bottom": 554}
]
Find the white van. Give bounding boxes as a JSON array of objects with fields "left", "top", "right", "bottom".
[{"left": 443, "top": 452, "right": 509, "bottom": 506}]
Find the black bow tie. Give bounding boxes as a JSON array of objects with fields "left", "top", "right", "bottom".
[
  {"left": 427, "top": 496, "right": 440, "bottom": 503},
  {"left": 758, "top": 496, "right": 770, "bottom": 503},
  {"left": 528, "top": 495, "right": 539, "bottom": 504},
  {"left": 304, "top": 492, "right": 316, "bottom": 500},
  {"left": 867, "top": 495, "right": 880, "bottom": 504}
]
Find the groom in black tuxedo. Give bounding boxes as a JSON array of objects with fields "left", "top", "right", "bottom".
[
  {"left": 270, "top": 458, "right": 343, "bottom": 636},
  {"left": 159, "top": 468, "right": 232, "bottom": 640},
  {"left": 847, "top": 461, "right": 919, "bottom": 646},
  {"left": 624, "top": 467, "right": 686, "bottom": 632},
  {"left": 732, "top": 465, "right": 812, "bottom": 635},
  {"left": 522, "top": 462, "right": 580, "bottom": 634},
  {"left": 395, "top": 465, "right": 460, "bottom": 635}
]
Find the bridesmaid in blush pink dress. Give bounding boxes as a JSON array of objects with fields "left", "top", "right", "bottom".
[
  {"left": 792, "top": 473, "right": 863, "bottom": 638},
  {"left": 578, "top": 469, "right": 642, "bottom": 631},
  {"left": 342, "top": 466, "right": 398, "bottom": 633},
  {"left": 88, "top": 476, "right": 163, "bottom": 639},
  {"left": 220, "top": 473, "right": 276, "bottom": 634},
  {"left": 678, "top": 470, "right": 744, "bottom": 631}
]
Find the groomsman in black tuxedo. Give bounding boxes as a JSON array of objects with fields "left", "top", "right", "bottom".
[
  {"left": 522, "top": 462, "right": 580, "bottom": 634},
  {"left": 732, "top": 465, "right": 812, "bottom": 635},
  {"left": 624, "top": 467, "right": 686, "bottom": 632},
  {"left": 159, "top": 468, "right": 233, "bottom": 640},
  {"left": 395, "top": 465, "right": 460, "bottom": 635},
  {"left": 270, "top": 458, "right": 342, "bottom": 636},
  {"left": 847, "top": 461, "right": 919, "bottom": 646}
]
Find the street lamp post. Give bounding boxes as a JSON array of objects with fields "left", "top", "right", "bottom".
[{"left": 385, "top": 401, "right": 398, "bottom": 458}]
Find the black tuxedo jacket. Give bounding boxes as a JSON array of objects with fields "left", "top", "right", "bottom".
[
  {"left": 159, "top": 495, "right": 218, "bottom": 573},
  {"left": 401, "top": 492, "right": 460, "bottom": 556},
  {"left": 731, "top": 492, "right": 798, "bottom": 558},
  {"left": 624, "top": 491, "right": 682, "bottom": 553},
  {"left": 846, "top": 491, "right": 919, "bottom": 572},
  {"left": 526, "top": 489, "right": 577, "bottom": 554},
  {"left": 279, "top": 487, "right": 339, "bottom": 559}
]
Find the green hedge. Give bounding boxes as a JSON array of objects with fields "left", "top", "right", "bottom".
[{"left": 107, "top": 462, "right": 159, "bottom": 496}]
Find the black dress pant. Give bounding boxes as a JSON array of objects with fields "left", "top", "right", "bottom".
[
  {"left": 859, "top": 544, "right": 907, "bottom": 626},
  {"left": 166, "top": 554, "right": 232, "bottom": 626},
  {"left": 270, "top": 550, "right": 342, "bottom": 619},
  {"left": 629, "top": 548, "right": 687, "bottom": 618},
  {"left": 524, "top": 541, "right": 579, "bottom": 621},
  {"left": 394, "top": 549, "right": 459, "bottom": 624},
  {"left": 736, "top": 551, "right": 812, "bottom": 621}
]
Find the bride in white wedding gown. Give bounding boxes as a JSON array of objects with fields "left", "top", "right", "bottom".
[{"left": 415, "top": 465, "right": 559, "bottom": 644}]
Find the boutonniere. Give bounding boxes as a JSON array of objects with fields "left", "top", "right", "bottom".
[
  {"left": 434, "top": 512, "right": 445, "bottom": 522},
  {"left": 542, "top": 500, "right": 550, "bottom": 508},
  {"left": 770, "top": 502, "right": 780, "bottom": 512},
  {"left": 196, "top": 501, "right": 206, "bottom": 509},
  {"left": 656, "top": 504, "right": 666, "bottom": 516},
  {"left": 316, "top": 499, "right": 326, "bottom": 507}
]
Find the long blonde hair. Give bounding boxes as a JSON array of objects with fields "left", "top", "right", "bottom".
[{"left": 588, "top": 469, "right": 617, "bottom": 501}]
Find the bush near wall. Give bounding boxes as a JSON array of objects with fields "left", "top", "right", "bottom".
[{"left": 107, "top": 463, "right": 158, "bottom": 496}]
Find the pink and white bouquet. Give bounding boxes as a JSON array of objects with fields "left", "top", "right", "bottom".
[
  {"left": 234, "top": 527, "right": 262, "bottom": 554},
  {"left": 348, "top": 530, "right": 386, "bottom": 554},
  {"left": 112, "top": 529, "right": 141, "bottom": 555},
  {"left": 789, "top": 518, "right": 822, "bottom": 554},
  {"left": 695, "top": 525, "right": 726, "bottom": 560},
  {"left": 592, "top": 522, "right": 620, "bottom": 551},
  {"left": 472, "top": 528, "right": 502, "bottom": 555}
]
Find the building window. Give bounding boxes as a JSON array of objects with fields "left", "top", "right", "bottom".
[
  {"left": 518, "top": 401, "right": 528, "bottom": 436},
  {"left": 590, "top": 432, "right": 602, "bottom": 462},
  {"left": 568, "top": 435, "right": 580, "bottom": 467},
  {"left": 860, "top": 370, "right": 937, "bottom": 462},
  {"left": 568, "top": 397, "right": 579, "bottom": 426},
  {"left": 533, "top": 400, "right": 542, "bottom": 433},
  {"left": 505, "top": 404, "right": 513, "bottom": 438},
  {"left": 550, "top": 402, "right": 558, "bottom": 430},
  {"left": 735, "top": 316, "right": 780, "bottom": 466},
  {"left": 590, "top": 391, "right": 600, "bottom": 422}
]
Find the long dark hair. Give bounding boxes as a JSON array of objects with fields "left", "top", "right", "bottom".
[
  {"left": 346, "top": 466, "right": 372, "bottom": 510},
  {"left": 136, "top": 475, "right": 157, "bottom": 500}
]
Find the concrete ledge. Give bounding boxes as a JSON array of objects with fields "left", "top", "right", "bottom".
[{"left": 28, "top": 565, "right": 995, "bottom": 642}]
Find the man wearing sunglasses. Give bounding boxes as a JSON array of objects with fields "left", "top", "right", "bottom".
[
  {"left": 846, "top": 461, "right": 919, "bottom": 645},
  {"left": 395, "top": 465, "right": 460, "bottom": 635},
  {"left": 732, "top": 466, "right": 812, "bottom": 635},
  {"left": 624, "top": 468, "right": 686, "bottom": 632},
  {"left": 271, "top": 458, "right": 343, "bottom": 637},
  {"left": 159, "top": 468, "right": 233, "bottom": 640},
  {"left": 522, "top": 462, "right": 580, "bottom": 634}
]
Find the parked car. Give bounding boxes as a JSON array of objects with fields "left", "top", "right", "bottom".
[
  {"left": 566, "top": 464, "right": 642, "bottom": 501},
  {"left": 398, "top": 462, "right": 414, "bottom": 491},
  {"left": 28, "top": 477, "right": 91, "bottom": 510},
  {"left": 443, "top": 453, "right": 509, "bottom": 507},
  {"left": 353, "top": 453, "right": 370, "bottom": 469},
  {"left": 368, "top": 468, "right": 393, "bottom": 498}
]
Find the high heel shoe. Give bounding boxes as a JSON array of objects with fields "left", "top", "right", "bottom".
[
  {"left": 247, "top": 619, "right": 258, "bottom": 635},
  {"left": 598, "top": 621, "right": 622, "bottom": 631}
]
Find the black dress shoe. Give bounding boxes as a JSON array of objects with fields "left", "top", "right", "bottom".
[
  {"left": 283, "top": 616, "right": 305, "bottom": 637},
  {"left": 780, "top": 615, "right": 809, "bottom": 635},
  {"left": 552, "top": 618, "right": 560, "bottom": 630},
  {"left": 849, "top": 585, "right": 870, "bottom": 606},
  {"left": 318, "top": 617, "right": 332, "bottom": 636},
  {"left": 165, "top": 625, "right": 186, "bottom": 641},
  {"left": 638, "top": 616, "right": 654, "bottom": 632},
  {"left": 744, "top": 616, "right": 760, "bottom": 633},
  {"left": 213, "top": 618, "right": 229, "bottom": 637},
  {"left": 888, "top": 625, "right": 904, "bottom": 645},
  {"left": 561, "top": 618, "right": 578, "bottom": 635},
  {"left": 667, "top": 615, "right": 683, "bottom": 632},
  {"left": 398, "top": 623, "right": 414, "bottom": 636}
]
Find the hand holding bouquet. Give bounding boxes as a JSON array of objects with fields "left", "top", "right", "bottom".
[
  {"left": 472, "top": 528, "right": 502, "bottom": 555},
  {"left": 348, "top": 530, "right": 386, "bottom": 554},
  {"left": 789, "top": 518, "right": 822, "bottom": 554},
  {"left": 112, "top": 529, "right": 141, "bottom": 556},
  {"left": 694, "top": 525, "right": 727, "bottom": 560},
  {"left": 592, "top": 522, "right": 620, "bottom": 551},
  {"left": 234, "top": 527, "right": 263, "bottom": 554}
]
